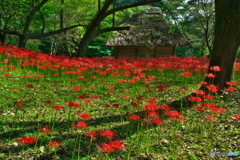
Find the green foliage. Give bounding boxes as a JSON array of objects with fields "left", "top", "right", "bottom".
[{"left": 86, "top": 41, "right": 113, "bottom": 57}]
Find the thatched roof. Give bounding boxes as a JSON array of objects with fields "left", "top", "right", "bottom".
[{"left": 106, "top": 7, "right": 190, "bottom": 47}]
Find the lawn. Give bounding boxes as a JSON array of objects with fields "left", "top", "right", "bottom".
[{"left": 0, "top": 45, "right": 239, "bottom": 160}]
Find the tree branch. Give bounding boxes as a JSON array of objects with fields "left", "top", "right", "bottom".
[
  {"left": 105, "top": 0, "right": 160, "bottom": 17},
  {"left": 0, "top": 29, "right": 21, "bottom": 36},
  {"left": 95, "top": 26, "right": 130, "bottom": 37},
  {"left": 28, "top": 24, "right": 85, "bottom": 39}
]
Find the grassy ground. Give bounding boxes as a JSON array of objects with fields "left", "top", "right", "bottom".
[{"left": 0, "top": 46, "right": 239, "bottom": 160}]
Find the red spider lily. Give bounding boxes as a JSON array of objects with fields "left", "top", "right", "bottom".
[
  {"left": 152, "top": 119, "right": 163, "bottom": 125},
  {"left": 18, "top": 136, "right": 36, "bottom": 145},
  {"left": 48, "top": 141, "right": 61, "bottom": 147},
  {"left": 109, "top": 140, "right": 124, "bottom": 150},
  {"left": 143, "top": 104, "right": 159, "bottom": 111},
  {"left": 146, "top": 111, "right": 159, "bottom": 119},
  {"left": 225, "top": 87, "right": 237, "bottom": 92},
  {"left": 72, "top": 121, "right": 88, "bottom": 129},
  {"left": 86, "top": 131, "right": 97, "bottom": 139},
  {"left": 84, "top": 99, "right": 92, "bottom": 103},
  {"left": 206, "top": 85, "right": 219, "bottom": 93},
  {"left": 97, "top": 140, "right": 124, "bottom": 152},
  {"left": 108, "top": 86, "right": 115, "bottom": 89},
  {"left": 203, "top": 115, "right": 216, "bottom": 122},
  {"left": 97, "top": 143, "right": 114, "bottom": 153},
  {"left": 188, "top": 96, "right": 203, "bottom": 102},
  {"left": 159, "top": 105, "right": 171, "bottom": 111},
  {"left": 78, "top": 95, "right": 86, "bottom": 99},
  {"left": 23, "top": 75, "right": 34, "bottom": 78},
  {"left": 122, "top": 96, "right": 129, "bottom": 99},
  {"left": 193, "top": 90, "right": 206, "bottom": 96},
  {"left": 156, "top": 85, "right": 165, "bottom": 91},
  {"left": 233, "top": 114, "right": 240, "bottom": 120},
  {"left": 36, "top": 75, "right": 43, "bottom": 79},
  {"left": 3, "top": 73, "right": 11, "bottom": 77},
  {"left": 127, "top": 115, "right": 141, "bottom": 121},
  {"left": 54, "top": 74, "right": 59, "bottom": 76},
  {"left": 148, "top": 97, "right": 157, "bottom": 104},
  {"left": 100, "top": 130, "right": 115, "bottom": 139},
  {"left": 130, "top": 101, "right": 138, "bottom": 107},
  {"left": 106, "top": 91, "right": 113, "bottom": 94},
  {"left": 72, "top": 86, "right": 80, "bottom": 91},
  {"left": 89, "top": 86, "right": 95, "bottom": 89},
  {"left": 91, "top": 94, "right": 100, "bottom": 98},
  {"left": 40, "top": 126, "right": 52, "bottom": 134},
  {"left": 99, "top": 78, "right": 106, "bottom": 81},
  {"left": 26, "top": 84, "right": 35, "bottom": 88},
  {"left": 14, "top": 103, "right": 23, "bottom": 108},
  {"left": 226, "top": 81, "right": 238, "bottom": 86},
  {"left": 181, "top": 72, "right": 192, "bottom": 78},
  {"left": 206, "top": 73, "right": 217, "bottom": 78},
  {"left": 200, "top": 81, "right": 208, "bottom": 85},
  {"left": 2, "top": 59, "right": 9, "bottom": 64},
  {"left": 112, "top": 103, "right": 120, "bottom": 108},
  {"left": 118, "top": 79, "right": 126, "bottom": 83},
  {"left": 51, "top": 105, "right": 64, "bottom": 110},
  {"left": 210, "top": 66, "right": 222, "bottom": 72},
  {"left": 178, "top": 86, "right": 187, "bottom": 92},
  {"left": 203, "top": 94, "right": 214, "bottom": 100},
  {"left": 165, "top": 111, "right": 181, "bottom": 117},
  {"left": 136, "top": 96, "right": 143, "bottom": 101},
  {"left": 43, "top": 100, "right": 52, "bottom": 105},
  {"left": 12, "top": 89, "right": 20, "bottom": 92},
  {"left": 78, "top": 112, "right": 91, "bottom": 121},
  {"left": 67, "top": 102, "right": 80, "bottom": 108}
]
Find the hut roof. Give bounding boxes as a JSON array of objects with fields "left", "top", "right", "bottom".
[{"left": 105, "top": 7, "right": 190, "bottom": 47}]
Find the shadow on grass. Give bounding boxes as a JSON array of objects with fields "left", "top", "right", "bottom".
[{"left": 0, "top": 108, "right": 174, "bottom": 159}]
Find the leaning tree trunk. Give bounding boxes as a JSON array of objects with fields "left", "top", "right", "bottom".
[{"left": 202, "top": 0, "right": 240, "bottom": 91}]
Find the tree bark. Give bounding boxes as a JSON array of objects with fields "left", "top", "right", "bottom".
[{"left": 202, "top": 0, "right": 240, "bottom": 90}]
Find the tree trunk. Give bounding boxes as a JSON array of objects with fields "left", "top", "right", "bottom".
[
  {"left": 202, "top": 0, "right": 240, "bottom": 90},
  {"left": 19, "top": 35, "right": 28, "bottom": 48}
]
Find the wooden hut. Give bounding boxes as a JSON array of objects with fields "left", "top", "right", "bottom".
[{"left": 105, "top": 7, "right": 190, "bottom": 58}]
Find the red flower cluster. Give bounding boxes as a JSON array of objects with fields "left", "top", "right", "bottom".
[
  {"left": 165, "top": 111, "right": 185, "bottom": 122},
  {"left": 40, "top": 126, "right": 52, "bottom": 134},
  {"left": 48, "top": 141, "right": 61, "bottom": 147},
  {"left": 72, "top": 121, "right": 88, "bottom": 129},
  {"left": 97, "top": 140, "right": 124, "bottom": 153},
  {"left": 68, "top": 102, "right": 80, "bottom": 108},
  {"left": 127, "top": 115, "right": 141, "bottom": 121},
  {"left": 100, "top": 130, "right": 115, "bottom": 139},
  {"left": 51, "top": 105, "right": 64, "bottom": 110},
  {"left": 18, "top": 136, "right": 36, "bottom": 145}
]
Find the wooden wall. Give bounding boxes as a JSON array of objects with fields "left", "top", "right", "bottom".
[{"left": 114, "top": 46, "right": 175, "bottom": 58}]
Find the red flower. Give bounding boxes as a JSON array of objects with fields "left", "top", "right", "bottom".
[
  {"left": 225, "top": 87, "right": 237, "bottom": 92},
  {"left": 206, "top": 85, "right": 219, "bottom": 93},
  {"left": 188, "top": 96, "right": 203, "bottom": 102},
  {"left": 233, "top": 114, "right": 240, "bottom": 120},
  {"left": 48, "top": 141, "right": 61, "bottom": 147},
  {"left": 165, "top": 111, "right": 181, "bottom": 118},
  {"left": 68, "top": 102, "right": 80, "bottom": 108},
  {"left": 100, "top": 130, "right": 115, "bottom": 139},
  {"left": 78, "top": 95, "right": 86, "bottom": 99},
  {"left": 136, "top": 96, "right": 143, "bottom": 101},
  {"left": 127, "top": 115, "right": 141, "bottom": 121},
  {"left": 91, "top": 94, "right": 100, "bottom": 98},
  {"left": 40, "top": 126, "right": 52, "bottom": 134},
  {"left": 226, "top": 81, "right": 238, "bottom": 86},
  {"left": 18, "top": 136, "right": 36, "bottom": 145},
  {"left": 108, "top": 86, "right": 116, "bottom": 89},
  {"left": 14, "top": 103, "right": 23, "bottom": 108},
  {"left": 181, "top": 72, "right": 192, "bottom": 78},
  {"left": 143, "top": 104, "right": 159, "bottom": 111},
  {"left": 86, "top": 131, "right": 97, "bottom": 139},
  {"left": 159, "top": 105, "right": 171, "bottom": 111},
  {"left": 148, "top": 97, "right": 157, "bottom": 104},
  {"left": 89, "top": 86, "right": 96, "bottom": 89},
  {"left": 78, "top": 112, "right": 91, "bottom": 121},
  {"left": 146, "top": 111, "right": 159, "bottom": 119},
  {"left": 26, "top": 84, "right": 35, "bottom": 88},
  {"left": 72, "top": 121, "right": 88, "bottom": 129},
  {"left": 152, "top": 119, "right": 163, "bottom": 125},
  {"left": 203, "top": 115, "right": 216, "bottom": 122},
  {"left": 72, "top": 86, "right": 80, "bottom": 91},
  {"left": 193, "top": 90, "right": 206, "bottom": 96},
  {"left": 12, "top": 89, "right": 20, "bottom": 92},
  {"left": 97, "top": 143, "right": 114, "bottom": 153},
  {"left": 51, "top": 105, "right": 64, "bottom": 110},
  {"left": 206, "top": 73, "right": 217, "bottom": 78},
  {"left": 203, "top": 94, "right": 214, "bottom": 100},
  {"left": 84, "top": 99, "right": 92, "bottom": 103},
  {"left": 210, "top": 66, "right": 222, "bottom": 72},
  {"left": 200, "top": 81, "right": 208, "bottom": 85},
  {"left": 130, "top": 101, "right": 138, "bottom": 107},
  {"left": 43, "top": 100, "right": 52, "bottom": 104},
  {"left": 112, "top": 103, "right": 120, "bottom": 108},
  {"left": 109, "top": 140, "right": 124, "bottom": 150}
]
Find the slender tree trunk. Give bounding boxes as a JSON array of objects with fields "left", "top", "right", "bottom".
[
  {"left": 19, "top": 35, "right": 28, "bottom": 47},
  {"left": 202, "top": 0, "right": 240, "bottom": 90}
]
